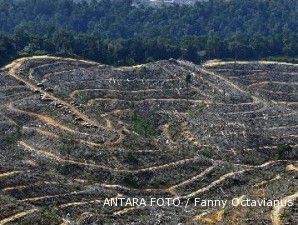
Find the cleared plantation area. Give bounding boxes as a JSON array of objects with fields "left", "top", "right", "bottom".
[
  {"left": 204, "top": 61, "right": 298, "bottom": 103},
  {"left": 0, "top": 56, "right": 296, "bottom": 224}
]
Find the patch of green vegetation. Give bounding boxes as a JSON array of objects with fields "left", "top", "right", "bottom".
[
  {"left": 123, "top": 151, "right": 140, "bottom": 166},
  {"left": 123, "top": 171, "right": 154, "bottom": 189},
  {"left": 199, "top": 146, "right": 214, "bottom": 158},
  {"left": 58, "top": 135, "right": 77, "bottom": 160},
  {"left": 77, "top": 93, "right": 90, "bottom": 103},
  {"left": 130, "top": 113, "right": 157, "bottom": 138},
  {"left": 40, "top": 207, "right": 61, "bottom": 225},
  {"left": 228, "top": 94, "right": 252, "bottom": 103},
  {"left": 4, "top": 126, "right": 23, "bottom": 146},
  {"left": 179, "top": 142, "right": 199, "bottom": 158},
  {"left": 239, "top": 149, "right": 266, "bottom": 165},
  {"left": 275, "top": 144, "right": 293, "bottom": 160}
]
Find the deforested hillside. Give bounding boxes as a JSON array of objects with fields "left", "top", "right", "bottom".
[{"left": 0, "top": 56, "right": 297, "bottom": 224}]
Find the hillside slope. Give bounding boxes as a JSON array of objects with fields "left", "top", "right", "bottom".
[{"left": 0, "top": 56, "right": 297, "bottom": 224}]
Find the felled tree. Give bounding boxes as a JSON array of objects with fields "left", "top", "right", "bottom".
[{"left": 185, "top": 74, "right": 192, "bottom": 103}]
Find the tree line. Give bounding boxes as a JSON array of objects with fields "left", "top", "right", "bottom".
[{"left": 0, "top": 0, "right": 297, "bottom": 65}]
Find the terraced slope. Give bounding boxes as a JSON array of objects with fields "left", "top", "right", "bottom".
[{"left": 0, "top": 56, "right": 297, "bottom": 225}]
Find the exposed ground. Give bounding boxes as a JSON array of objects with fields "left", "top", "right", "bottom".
[{"left": 0, "top": 56, "right": 297, "bottom": 224}]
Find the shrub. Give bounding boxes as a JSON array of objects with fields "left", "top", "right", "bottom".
[
  {"left": 123, "top": 171, "right": 154, "bottom": 188},
  {"left": 199, "top": 146, "right": 214, "bottom": 158},
  {"left": 123, "top": 151, "right": 139, "bottom": 166},
  {"left": 275, "top": 144, "right": 292, "bottom": 160},
  {"left": 123, "top": 174, "right": 143, "bottom": 188}
]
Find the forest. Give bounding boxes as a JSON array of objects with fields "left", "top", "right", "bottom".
[{"left": 0, "top": 0, "right": 297, "bottom": 65}]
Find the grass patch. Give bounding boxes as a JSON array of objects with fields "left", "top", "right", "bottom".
[{"left": 130, "top": 113, "right": 158, "bottom": 138}]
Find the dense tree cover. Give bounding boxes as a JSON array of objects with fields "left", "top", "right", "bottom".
[{"left": 0, "top": 0, "right": 297, "bottom": 65}]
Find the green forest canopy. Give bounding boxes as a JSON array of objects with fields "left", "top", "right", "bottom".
[{"left": 0, "top": 0, "right": 297, "bottom": 65}]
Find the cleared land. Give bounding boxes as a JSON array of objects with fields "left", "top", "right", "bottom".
[{"left": 0, "top": 56, "right": 297, "bottom": 224}]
